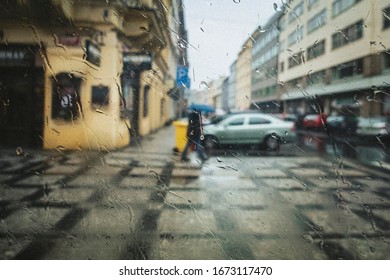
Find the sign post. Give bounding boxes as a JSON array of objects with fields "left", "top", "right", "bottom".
[
  {"left": 176, "top": 65, "right": 191, "bottom": 118},
  {"left": 176, "top": 66, "right": 190, "bottom": 89}
]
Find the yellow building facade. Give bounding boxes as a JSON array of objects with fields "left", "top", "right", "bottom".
[
  {"left": 0, "top": 0, "right": 183, "bottom": 150},
  {"left": 236, "top": 38, "right": 253, "bottom": 111}
]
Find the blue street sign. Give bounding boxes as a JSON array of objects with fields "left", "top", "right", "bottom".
[{"left": 176, "top": 66, "right": 191, "bottom": 88}]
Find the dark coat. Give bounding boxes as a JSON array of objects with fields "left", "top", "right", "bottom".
[{"left": 186, "top": 110, "right": 202, "bottom": 141}]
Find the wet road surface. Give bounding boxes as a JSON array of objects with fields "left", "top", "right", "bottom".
[{"left": 1, "top": 127, "right": 389, "bottom": 260}]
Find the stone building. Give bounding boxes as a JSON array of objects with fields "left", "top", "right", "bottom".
[{"left": 0, "top": 0, "right": 186, "bottom": 149}]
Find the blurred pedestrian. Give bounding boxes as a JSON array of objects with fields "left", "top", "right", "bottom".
[{"left": 181, "top": 109, "right": 208, "bottom": 163}]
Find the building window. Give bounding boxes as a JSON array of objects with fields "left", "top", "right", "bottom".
[
  {"left": 307, "top": 40, "right": 325, "bottom": 60},
  {"left": 278, "top": 40, "right": 286, "bottom": 53},
  {"left": 288, "top": 25, "right": 304, "bottom": 46},
  {"left": 308, "top": 70, "right": 326, "bottom": 85},
  {"left": 160, "top": 98, "right": 165, "bottom": 118},
  {"left": 280, "top": 61, "right": 285, "bottom": 72},
  {"left": 332, "top": 20, "right": 363, "bottom": 49},
  {"left": 288, "top": 51, "right": 305, "bottom": 69},
  {"left": 384, "top": 6, "right": 390, "bottom": 29},
  {"left": 332, "top": 59, "right": 363, "bottom": 80},
  {"left": 287, "top": 77, "right": 303, "bottom": 91},
  {"left": 269, "top": 85, "right": 277, "bottom": 95},
  {"left": 143, "top": 85, "right": 150, "bottom": 118},
  {"left": 307, "top": 0, "right": 320, "bottom": 10},
  {"left": 332, "top": 0, "right": 361, "bottom": 18},
  {"left": 289, "top": 1, "right": 304, "bottom": 23},
  {"left": 384, "top": 51, "right": 390, "bottom": 70},
  {"left": 91, "top": 85, "right": 109, "bottom": 107},
  {"left": 307, "top": 9, "right": 327, "bottom": 34},
  {"left": 279, "top": 15, "right": 287, "bottom": 31},
  {"left": 51, "top": 73, "right": 82, "bottom": 121}
]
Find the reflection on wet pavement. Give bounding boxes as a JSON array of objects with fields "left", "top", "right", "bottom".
[{"left": 298, "top": 131, "right": 390, "bottom": 169}]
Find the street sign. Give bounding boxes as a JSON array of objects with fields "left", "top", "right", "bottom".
[
  {"left": 176, "top": 65, "right": 191, "bottom": 88},
  {"left": 123, "top": 53, "right": 152, "bottom": 71}
]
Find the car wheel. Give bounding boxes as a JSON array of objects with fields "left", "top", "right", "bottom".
[
  {"left": 204, "top": 135, "right": 218, "bottom": 150},
  {"left": 264, "top": 134, "right": 279, "bottom": 151}
]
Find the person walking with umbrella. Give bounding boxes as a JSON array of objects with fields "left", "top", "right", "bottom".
[{"left": 181, "top": 108, "right": 208, "bottom": 163}]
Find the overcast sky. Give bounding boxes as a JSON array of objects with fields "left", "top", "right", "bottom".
[{"left": 183, "top": 0, "right": 283, "bottom": 90}]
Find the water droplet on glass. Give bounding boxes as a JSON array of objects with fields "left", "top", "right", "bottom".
[
  {"left": 200, "top": 81, "right": 211, "bottom": 89},
  {"left": 257, "top": 25, "right": 267, "bottom": 34},
  {"left": 16, "top": 147, "right": 23, "bottom": 156},
  {"left": 303, "top": 234, "right": 314, "bottom": 243}
]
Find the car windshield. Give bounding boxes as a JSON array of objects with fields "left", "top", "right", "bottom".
[{"left": 0, "top": 0, "right": 389, "bottom": 276}]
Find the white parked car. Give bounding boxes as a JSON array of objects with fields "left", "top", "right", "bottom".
[
  {"left": 202, "top": 113, "right": 297, "bottom": 151},
  {"left": 356, "top": 117, "right": 390, "bottom": 136}
]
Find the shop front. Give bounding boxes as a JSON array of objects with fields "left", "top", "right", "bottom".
[{"left": 42, "top": 32, "right": 131, "bottom": 150}]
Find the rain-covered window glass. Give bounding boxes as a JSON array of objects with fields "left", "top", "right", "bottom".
[
  {"left": 51, "top": 73, "right": 82, "bottom": 121},
  {"left": 332, "top": 0, "right": 361, "bottom": 17},
  {"left": 307, "top": 9, "right": 327, "bottom": 34},
  {"left": 332, "top": 20, "right": 363, "bottom": 49},
  {"left": 2, "top": 0, "right": 390, "bottom": 271},
  {"left": 307, "top": 40, "right": 326, "bottom": 60}
]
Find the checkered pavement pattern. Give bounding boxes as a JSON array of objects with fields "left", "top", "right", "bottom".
[{"left": 0, "top": 147, "right": 389, "bottom": 260}]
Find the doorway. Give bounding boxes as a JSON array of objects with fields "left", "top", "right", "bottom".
[{"left": 0, "top": 67, "right": 44, "bottom": 148}]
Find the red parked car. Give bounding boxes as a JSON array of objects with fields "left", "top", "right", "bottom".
[{"left": 303, "top": 114, "right": 327, "bottom": 130}]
